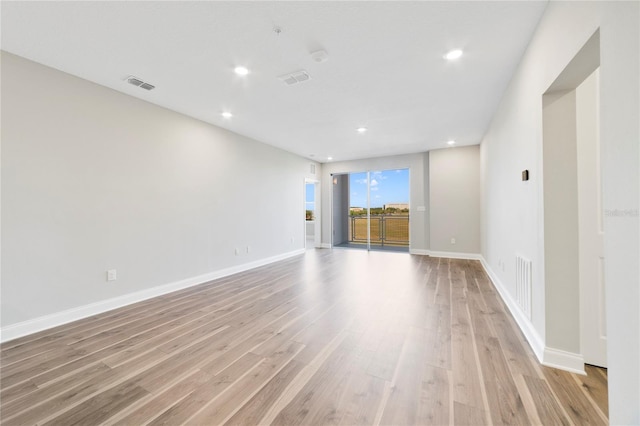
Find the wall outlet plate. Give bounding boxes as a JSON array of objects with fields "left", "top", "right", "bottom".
[{"left": 107, "top": 269, "right": 117, "bottom": 281}]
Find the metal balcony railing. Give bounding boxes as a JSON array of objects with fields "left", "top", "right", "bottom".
[{"left": 348, "top": 215, "right": 409, "bottom": 246}]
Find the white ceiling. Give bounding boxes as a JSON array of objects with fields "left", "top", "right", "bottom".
[{"left": 1, "top": 1, "right": 547, "bottom": 163}]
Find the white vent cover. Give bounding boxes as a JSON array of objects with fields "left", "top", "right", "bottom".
[
  {"left": 515, "top": 254, "right": 532, "bottom": 320},
  {"left": 278, "top": 70, "right": 311, "bottom": 86},
  {"left": 126, "top": 76, "right": 155, "bottom": 91}
]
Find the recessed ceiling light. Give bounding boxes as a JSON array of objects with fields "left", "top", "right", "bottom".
[
  {"left": 327, "top": 156, "right": 333, "bottom": 161},
  {"left": 221, "top": 111, "right": 233, "bottom": 119},
  {"left": 444, "top": 49, "right": 463, "bottom": 60},
  {"left": 447, "top": 140, "right": 456, "bottom": 146},
  {"left": 356, "top": 127, "right": 368, "bottom": 133},
  {"left": 234, "top": 66, "right": 249, "bottom": 76}
]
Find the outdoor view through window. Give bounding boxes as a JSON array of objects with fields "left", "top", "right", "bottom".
[{"left": 332, "top": 169, "right": 410, "bottom": 252}]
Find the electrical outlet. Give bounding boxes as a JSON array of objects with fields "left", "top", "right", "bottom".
[
  {"left": 450, "top": 238, "right": 456, "bottom": 244},
  {"left": 107, "top": 269, "right": 117, "bottom": 281},
  {"left": 235, "top": 248, "right": 240, "bottom": 256},
  {"left": 290, "top": 237, "right": 295, "bottom": 244},
  {"left": 246, "top": 246, "right": 251, "bottom": 254}
]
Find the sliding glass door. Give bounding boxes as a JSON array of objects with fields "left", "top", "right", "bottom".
[{"left": 332, "top": 169, "right": 409, "bottom": 252}]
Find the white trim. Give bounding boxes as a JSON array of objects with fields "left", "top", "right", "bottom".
[
  {"left": 0, "top": 249, "right": 305, "bottom": 343},
  {"left": 479, "top": 256, "right": 546, "bottom": 362},
  {"left": 542, "top": 347, "right": 586, "bottom": 375},
  {"left": 304, "top": 178, "right": 321, "bottom": 250},
  {"left": 428, "top": 251, "right": 482, "bottom": 260},
  {"left": 409, "top": 249, "right": 430, "bottom": 255},
  {"left": 479, "top": 256, "right": 586, "bottom": 374},
  {"left": 408, "top": 249, "right": 480, "bottom": 258},
  {"left": 319, "top": 243, "right": 332, "bottom": 249}
]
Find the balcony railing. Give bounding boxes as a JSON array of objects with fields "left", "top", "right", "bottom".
[{"left": 348, "top": 215, "right": 409, "bottom": 246}]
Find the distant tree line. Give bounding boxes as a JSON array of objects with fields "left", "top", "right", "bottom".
[
  {"left": 350, "top": 207, "right": 409, "bottom": 216},
  {"left": 306, "top": 207, "right": 409, "bottom": 220}
]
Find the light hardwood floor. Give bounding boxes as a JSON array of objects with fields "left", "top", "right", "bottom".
[{"left": 1, "top": 249, "right": 608, "bottom": 425}]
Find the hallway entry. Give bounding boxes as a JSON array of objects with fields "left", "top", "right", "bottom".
[{"left": 542, "top": 30, "right": 606, "bottom": 368}]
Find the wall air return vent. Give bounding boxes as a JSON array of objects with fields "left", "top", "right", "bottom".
[
  {"left": 126, "top": 76, "right": 155, "bottom": 91},
  {"left": 515, "top": 254, "right": 532, "bottom": 320},
  {"left": 278, "top": 70, "right": 311, "bottom": 86}
]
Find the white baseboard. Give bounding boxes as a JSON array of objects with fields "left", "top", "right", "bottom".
[
  {"left": 479, "top": 256, "right": 585, "bottom": 375},
  {"left": 427, "top": 250, "right": 482, "bottom": 260},
  {"left": 408, "top": 249, "right": 480, "bottom": 259},
  {"left": 319, "top": 243, "right": 332, "bottom": 249},
  {"left": 0, "top": 249, "right": 305, "bottom": 343},
  {"left": 479, "top": 256, "right": 545, "bottom": 362},
  {"left": 409, "top": 249, "right": 430, "bottom": 255},
  {"left": 543, "top": 347, "right": 586, "bottom": 375}
]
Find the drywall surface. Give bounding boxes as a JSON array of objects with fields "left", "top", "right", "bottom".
[
  {"left": 542, "top": 89, "right": 580, "bottom": 353},
  {"left": 480, "top": 2, "right": 639, "bottom": 422},
  {"left": 1, "top": 51, "right": 320, "bottom": 328},
  {"left": 429, "top": 146, "right": 480, "bottom": 254}
]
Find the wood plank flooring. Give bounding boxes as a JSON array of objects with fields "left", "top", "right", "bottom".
[{"left": 0, "top": 249, "right": 608, "bottom": 425}]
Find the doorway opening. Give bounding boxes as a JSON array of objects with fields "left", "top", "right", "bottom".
[
  {"left": 331, "top": 169, "right": 410, "bottom": 252},
  {"left": 542, "top": 30, "right": 605, "bottom": 369},
  {"left": 304, "top": 179, "right": 320, "bottom": 249}
]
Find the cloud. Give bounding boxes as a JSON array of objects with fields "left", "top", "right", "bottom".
[
  {"left": 372, "top": 171, "right": 388, "bottom": 180},
  {"left": 370, "top": 186, "right": 379, "bottom": 191},
  {"left": 355, "top": 178, "right": 367, "bottom": 184},
  {"left": 370, "top": 179, "right": 378, "bottom": 186},
  {"left": 375, "top": 195, "right": 381, "bottom": 198}
]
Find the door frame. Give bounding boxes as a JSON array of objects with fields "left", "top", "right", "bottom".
[
  {"left": 304, "top": 178, "right": 320, "bottom": 249},
  {"left": 541, "top": 29, "right": 603, "bottom": 371},
  {"left": 329, "top": 168, "right": 411, "bottom": 251}
]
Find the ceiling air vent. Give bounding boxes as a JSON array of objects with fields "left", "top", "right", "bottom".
[
  {"left": 278, "top": 70, "right": 311, "bottom": 86},
  {"left": 126, "top": 76, "right": 155, "bottom": 91}
]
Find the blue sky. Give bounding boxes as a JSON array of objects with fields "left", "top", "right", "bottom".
[
  {"left": 350, "top": 169, "right": 409, "bottom": 208},
  {"left": 305, "top": 183, "right": 315, "bottom": 211}
]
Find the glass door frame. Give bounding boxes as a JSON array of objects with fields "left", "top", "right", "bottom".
[{"left": 330, "top": 168, "right": 410, "bottom": 251}]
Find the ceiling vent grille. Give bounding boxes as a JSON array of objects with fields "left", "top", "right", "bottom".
[
  {"left": 278, "top": 70, "right": 311, "bottom": 86},
  {"left": 126, "top": 76, "right": 155, "bottom": 91}
]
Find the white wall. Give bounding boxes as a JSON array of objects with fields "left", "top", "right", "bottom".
[
  {"left": 1, "top": 52, "right": 320, "bottom": 334},
  {"left": 305, "top": 220, "right": 315, "bottom": 237},
  {"left": 429, "top": 145, "right": 480, "bottom": 255},
  {"left": 576, "top": 69, "right": 608, "bottom": 367},
  {"left": 480, "top": 2, "right": 639, "bottom": 423},
  {"left": 321, "top": 153, "right": 430, "bottom": 253},
  {"left": 542, "top": 89, "right": 580, "bottom": 354},
  {"left": 321, "top": 148, "right": 480, "bottom": 258}
]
